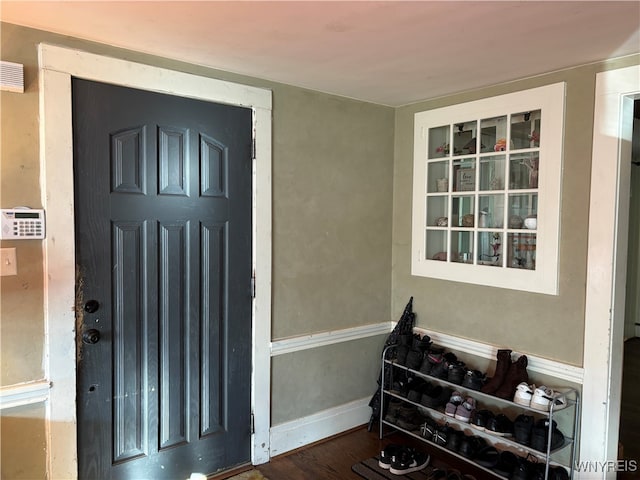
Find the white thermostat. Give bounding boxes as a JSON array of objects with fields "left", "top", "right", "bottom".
[{"left": 1, "top": 208, "right": 46, "bottom": 239}]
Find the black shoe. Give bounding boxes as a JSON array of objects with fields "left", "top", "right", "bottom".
[
  {"left": 492, "top": 451, "right": 518, "bottom": 477},
  {"left": 421, "top": 385, "right": 453, "bottom": 409},
  {"left": 486, "top": 413, "right": 514, "bottom": 437},
  {"left": 447, "top": 361, "right": 467, "bottom": 385},
  {"left": 407, "top": 378, "right": 431, "bottom": 404},
  {"left": 444, "top": 428, "right": 464, "bottom": 452},
  {"left": 531, "top": 418, "right": 565, "bottom": 452},
  {"left": 459, "top": 435, "right": 487, "bottom": 459},
  {"left": 431, "top": 352, "right": 458, "bottom": 380},
  {"left": 462, "top": 369, "right": 486, "bottom": 390},
  {"left": 413, "top": 334, "right": 431, "bottom": 351},
  {"left": 389, "top": 447, "right": 430, "bottom": 475},
  {"left": 513, "top": 414, "right": 534, "bottom": 445},
  {"left": 433, "top": 425, "right": 450, "bottom": 447},
  {"left": 470, "top": 409, "right": 494, "bottom": 431},
  {"left": 395, "top": 406, "right": 424, "bottom": 431},
  {"left": 405, "top": 349, "right": 424, "bottom": 370},
  {"left": 511, "top": 455, "right": 537, "bottom": 480},
  {"left": 419, "top": 417, "right": 438, "bottom": 440},
  {"left": 378, "top": 444, "right": 403, "bottom": 470},
  {"left": 475, "top": 445, "right": 500, "bottom": 468}
]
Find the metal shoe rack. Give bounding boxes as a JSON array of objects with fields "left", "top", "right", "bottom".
[{"left": 379, "top": 345, "right": 580, "bottom": 480}]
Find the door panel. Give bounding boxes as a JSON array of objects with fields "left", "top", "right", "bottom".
[{"left": 73, "top": 78, "right": 252, "bottom": 479}]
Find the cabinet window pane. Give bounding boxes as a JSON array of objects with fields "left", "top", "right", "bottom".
[
  {"left": 429, "top": 125, "right": 450, "bottom": 159},
  {"left": 510, "top": 109, "right": 541, "bottom": 150},
  {"left": 481, "top": 115, "right": 507, "bottom": 153},
  {"left": 479, "top": 155, "right": 506, "bottom": 191},
  {"left": 507, "top": 233, "right": 536, "bottom": 270}
]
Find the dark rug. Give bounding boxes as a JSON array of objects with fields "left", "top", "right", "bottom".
[{"left": 351, "top": 457, "right": 434, "bottom": 480}]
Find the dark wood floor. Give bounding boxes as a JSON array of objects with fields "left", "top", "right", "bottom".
[{"left": 222, "top": 426, "right": 488, "bottom": 480}]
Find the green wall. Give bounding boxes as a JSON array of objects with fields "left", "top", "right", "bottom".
[{"left": 392, "top": 54, "right": 640, "bottom": 365}]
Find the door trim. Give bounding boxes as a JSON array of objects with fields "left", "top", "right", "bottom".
[
  {"left": 583, "top": 64, "right": 639, "bottom": 478},
  {"left": 38, "top": 43, "right": 272, "bottom": 479}
]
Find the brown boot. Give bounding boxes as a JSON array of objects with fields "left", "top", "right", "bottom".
[
  {"left": 481, "top": 349, "right": 512, "bottom": 394},
  {"left": 495, "top": 355, "right": 529, "bottom": 400}
]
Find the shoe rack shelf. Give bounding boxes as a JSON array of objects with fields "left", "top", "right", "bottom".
[{"left": 379, "top": 345, "right": 580, "bottom": 480}]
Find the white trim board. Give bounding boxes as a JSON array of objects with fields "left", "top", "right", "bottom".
[
  {"left": 0, "top": 380, "right": 51, "bottom": 410},
  {"left": 38, "top": 44, "right": 272, "bottom": 478},
  {"left": 414, "top": 328, "right": 584, "bottom": 384},
  {"left": 270, "top": 322, "right": 392, "bottom": 356},
  {"left": 269, "top": 397, "right": 371, "bottom": 457},
  {"left": 583, "top": 64, "right": 640, "bottom": 479}
]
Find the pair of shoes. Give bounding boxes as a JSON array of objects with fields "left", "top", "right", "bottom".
[
  {"left": 513, "top": 382, "right": 536, "bottom": 406},
  {"left": 431, "top": 352, "right": 458, "bottom": 380},
  {"left": 511, "top": 455, "right": 538, "bottom": 480},
  {"left": 404, "top": 334, "right": 432, "bottom": 370},
  {"left": 455, "top": 397, "right": 476, "bottom": 423},
  {"left": 475, "top": 445, "right": 500, "bottom": 468},
  {"left": 471, "top": 409, "right": 494, "bottom": 431},
  {"left": 419, "top": 344, "right": 444, "bottom": 374},
  {"left": 378, "top": 444, "right": 430, "bottom": 475},
  {"left": 481, "top": 349, "right": 530, "bottom": 400},
  {"left": 394, "top": 406, "right": 425, "bottom": 432},
  {"left": 492, "top": 450, "right": 519, "bottom": 477},
  {"left": 421, "top": 385, "right": 453, "bottom": 409},
  {"left": 531, "top": 418, "right": 565, "bottom": 452},
  {"left": 447, "top": 361, "right": 467, "bottom": 385},
  {"left": 530, "top": 386, "right": 568, "bottom": 412},
  {"left": 407, "top": 378, "right": 433, "bottom": 404},
  {"left": 461, "top": 369, "right": 486, "bottom": 390},
  {"left": 485, "top": 413, "right": 514, "bottom": 437},
  {"left": 458, "top": 434, "right": 488, "bottom": 459}
]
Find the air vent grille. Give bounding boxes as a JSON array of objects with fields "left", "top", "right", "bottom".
[{"left": 0, "top": 61, "right": 24, "bottom": 93}]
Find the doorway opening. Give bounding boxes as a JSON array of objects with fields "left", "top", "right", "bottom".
[{"left": 618, "top": 99, "right": 640, "bottom": 471}]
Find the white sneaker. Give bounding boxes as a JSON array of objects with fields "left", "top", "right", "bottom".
[
  {"left": 549, "top": 390, "right": 568, "bottom": 411},
  {"left": 530, "top": 386, "right": 554, "bottom": 411},
  {"left": 513, "top": 382, "right": 535, "bottom": 407}
]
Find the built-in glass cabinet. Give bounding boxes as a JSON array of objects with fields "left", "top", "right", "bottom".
[{"left": 412, "top": 84, "right": 565, "bottom": 294}]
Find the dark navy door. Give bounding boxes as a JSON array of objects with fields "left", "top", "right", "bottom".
[{"left": 73, "top": 79, "right": 253, "bottom": 479}]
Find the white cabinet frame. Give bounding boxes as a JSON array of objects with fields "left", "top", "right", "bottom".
[{"left": 411, "top": 83, "right": 565, "bottom": 295}]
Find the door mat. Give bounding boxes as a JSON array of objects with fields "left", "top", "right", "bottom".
[
  {"left": 225, "top": 469, "right": 268, "bottom": 480},
  {"left": 351, "top": 457, "right": 434, "bottom": 480}
]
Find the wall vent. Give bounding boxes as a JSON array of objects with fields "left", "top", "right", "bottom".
[{"left": 0, "top": 61, "right": 24, "bottom": 93}]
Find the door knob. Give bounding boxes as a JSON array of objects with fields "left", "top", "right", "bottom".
[
  {"left": 82, "top": 329, "right": 101, "bottom": 345},
  {"left": 84, "top": 300, "right": 100, "bottom": 313}
]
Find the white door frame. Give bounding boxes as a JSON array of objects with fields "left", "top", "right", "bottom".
[
  {"left": 583, "top": 64, "right": 639, "bottom": 478},
  {"left": 38, "top": 44, "right": 272, "bottom": 479}
]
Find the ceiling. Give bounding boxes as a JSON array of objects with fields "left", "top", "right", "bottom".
[{"left": 2, "top": 1, "right": 639, "bottom": 106}]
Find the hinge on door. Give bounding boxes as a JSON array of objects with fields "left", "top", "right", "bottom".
[
  {"left": 251, "top": 137, "right": 256, "bottom": 160},
  {"left": 251, "top": 272, "right": 256, "bottom": 298},
  {"left": 250, "top": 412, "right": 255, "bottom": 434}
]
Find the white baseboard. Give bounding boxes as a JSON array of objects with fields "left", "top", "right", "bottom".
[{"left": 269, "top": 397, "right": 371, "bottom": 457}]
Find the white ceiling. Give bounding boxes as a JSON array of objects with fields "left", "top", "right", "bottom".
[{"left": 2, "top": 1, "right": 639, "bottom": 106}]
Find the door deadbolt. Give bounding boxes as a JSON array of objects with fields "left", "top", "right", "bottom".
[
  {"left": 84, "top": 300, "right": 100, "bottom": 313},
  {"left": 82, "top": 329, "right": 101, "bottom": 345}
]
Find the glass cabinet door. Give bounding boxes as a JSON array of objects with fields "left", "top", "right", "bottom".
[{"left": 413, "top": 83, "right": 564, "bottom": 294}]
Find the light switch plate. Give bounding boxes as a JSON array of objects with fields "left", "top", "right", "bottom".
[{"left": 1, "top": 248, "right": 17, "bottom": 276}]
